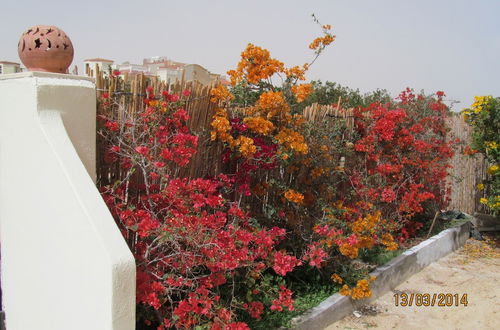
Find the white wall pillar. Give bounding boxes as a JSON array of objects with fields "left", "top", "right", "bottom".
[{"left": 0, "top": 72, "right": 135, "bottom": 330}]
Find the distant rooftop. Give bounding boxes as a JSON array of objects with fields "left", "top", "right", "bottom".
[
  {"left": 84, "top": 58, "right": 114, "bottom": 63},
  {"left": 0, "top": 61, "right": 20, "bottom": 65}
]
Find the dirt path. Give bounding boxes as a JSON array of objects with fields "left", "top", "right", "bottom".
[{"left": 325, "top": 233, "right": 500, "bottom": 330}]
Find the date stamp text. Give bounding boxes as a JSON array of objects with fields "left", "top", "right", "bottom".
[{"left": 394, "top": 293, "right": 468, "bottom": 307}]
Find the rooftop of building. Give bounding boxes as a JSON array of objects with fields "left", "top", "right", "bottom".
[
  {"left": 0, "top": 61, "right": 21, "bottom": 65},
  {"left": 84, "top": 58, "right": 114, "bottom": 63}
]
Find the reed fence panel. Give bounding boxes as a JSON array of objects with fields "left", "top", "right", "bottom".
[
  {"left": 94, "top": 72, "right": 489, "bottom": 215},
  {"left": 446, "top": 114, "right": 491, "bottom": 215}
]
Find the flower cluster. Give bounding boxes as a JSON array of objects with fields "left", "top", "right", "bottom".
[
  {"left": 227, "top": 43, "right": 285, "bottom": 85},
  {"left": 275, "top": 128, "right": 309, "bottom": 154},
  {"left": 270, "top": 285, "right": 295, "bottom": 312},
  {"left": 243, "top": 116, "right": 275, "bottom": 135},
  {"left": 311, "top": 202, "right": 398, "bottom": 265},
  {"left": 350, "top": 89, "right": 456, "bottom": 233},
  {"left": 463, "top": 95, "right": 500, "bottom": 215},
  {"left": 97, "top": 90, "right": 301, "bottom": 329},
  {"left": 96, "top": 20, "right": 474, "bottom": 330},
  {"left": 284, "top": 189, "right": 305, "bottom": 204},
  {"left": 308, "top": 21, "right": 336, "bottom": 53},
  {"left": 208, "top": 27, "right": 332, "bottom": 234},
  {"left": 339, "top": 276, "right": 376, "bottom": 300},
  {"left": 292, "top": 83, "right": 314, "bottom": 103}
]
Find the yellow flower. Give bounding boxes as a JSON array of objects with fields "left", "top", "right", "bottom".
[
  {"left": 485, "top": 141, "right": 498, "bottom": 150},
  {"left": 480, "top": 198, "right": 488, "bottom": 205},
  {"left": 487, "top": 164, "right": 499, "bottom": 175},
  {"left": 477, "top": 183, "right": 484, "bottom": 190},
  {"left": 470, "top": 95, "right": 492, "bottom": 114}
]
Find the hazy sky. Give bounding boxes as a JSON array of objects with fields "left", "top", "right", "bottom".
[{"left": 2, "top": 0, "right": 499, "bottom": 110}]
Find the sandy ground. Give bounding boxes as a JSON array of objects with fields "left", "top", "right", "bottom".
[{"left": 325, "top": 233, "right": 500, "bottom": 330}]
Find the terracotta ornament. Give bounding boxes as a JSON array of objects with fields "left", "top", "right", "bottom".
[{"left": 18, "top": 25, "right": 74, "bottom": 74}]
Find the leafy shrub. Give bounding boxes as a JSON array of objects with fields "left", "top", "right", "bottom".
[{"left": 462, "top": 96, "right": 500, "bottom": 214}]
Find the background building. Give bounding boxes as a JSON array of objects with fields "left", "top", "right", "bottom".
[
  {"left": 0, "top": 61, "right": 21, "bottom": 74},
  {"left": 84, "top": 58, "right": 114, "bottom": 77},
  {"left": 83, "top": 55, "right": 226, "bottom": 85}
]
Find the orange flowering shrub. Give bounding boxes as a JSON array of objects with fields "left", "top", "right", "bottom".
[
  {"left": 308, "top": 17, "right": 336, "bottom": 54},
  {"left": 209, "top": 19, "right": 335, "bottom": 216},
  {"left": 243, "top": 116, "right": 275, "bottom": 135},
  {"left": 227, "top": 44, "right": 285, "bottom": 85},
  {"left": 311, "top": 202, "right": 399, "bottom": 263},
  {"left": 339, "top": 276, "right": 376, "bottom": 299},
  {"left": 209, "top": 16, "right": 456, "bottom": 310},
  {"left": 275, "top": 128, "right": 309, "bottom": 154},
  {"left": 284, "top": 189, "right": 305, "bottom": 204},
  {"left": 292, "top": 84, "right": 314, "bottom": 103}
]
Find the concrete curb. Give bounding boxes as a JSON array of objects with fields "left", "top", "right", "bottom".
[
  {"left": 291, "top": 221, "right": 473, "bottom": 330},
  {"left": 472, "top": 212, "right": 500, "bottom": 232}
]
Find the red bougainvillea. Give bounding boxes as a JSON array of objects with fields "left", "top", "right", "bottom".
[{"left": 98, "top": 90, "right": 300, "bottom": 329}]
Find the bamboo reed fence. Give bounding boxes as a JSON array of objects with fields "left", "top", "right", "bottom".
[
  {"left": 302, "top": 100, "right": 354, "bottom": 129},
  {"left": 95, "top": 72, "right": 223, "bottom": 187},
  {"left": 95, "top": 71, "right": 490, "bottom": 215},
  {"left": 445, "top": 114, "right": 491, "bottom": 215}
]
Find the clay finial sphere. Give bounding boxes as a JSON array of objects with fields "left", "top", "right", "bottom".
[{"left": 18, "top": 25, "right": 74, "bottom": 74}]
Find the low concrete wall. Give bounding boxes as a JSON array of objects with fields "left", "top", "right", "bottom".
[
  {"left": 292, "top": 221, "right": 472, "bottom": 330},
  {"left": 472, "top": 213, "right": 500, "bottom": 231},
  {"left": 0, "top": 72, "right": 135, "bottom": 330}
]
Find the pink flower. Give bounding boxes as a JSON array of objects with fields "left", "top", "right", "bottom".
[
  {"left": 105, "top": 121, "right": 119, "bottom": 131},
  {"left": 247, "top": 301, "right": 264, "bottom": 319},
  {"left": 272, "top": 252, "right": 302, "bottom": 276},
  {"left": 347, "top": 233, "right": 358, "bottom": 246},
  {"left": 135, "top": 146, "right": 149, "bottom": 156},
  {"left": 381, "top": 188, "right": 396, "bottom": 203},
  {"left": 168, "top": 94, "right": 180, "bottom": 102}
]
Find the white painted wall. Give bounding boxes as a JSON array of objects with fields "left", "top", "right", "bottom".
[{"left": 0, "top": 72, "right": 135, "bottom": 330}]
